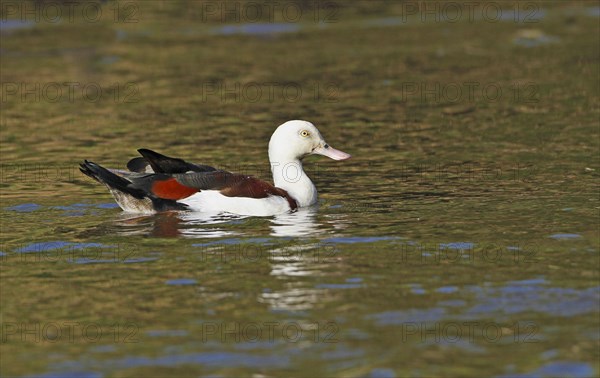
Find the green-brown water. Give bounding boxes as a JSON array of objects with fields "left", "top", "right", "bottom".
[{"left": 1, "top": 1, "right": 599, "bottom": 377}]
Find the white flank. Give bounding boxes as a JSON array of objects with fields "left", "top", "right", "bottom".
[{"left": 178, "top": 191, "right": 292, "bottom": 216}]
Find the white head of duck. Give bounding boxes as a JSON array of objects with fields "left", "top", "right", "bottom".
[{"left": 268, "top": 120, "right": 351, "bottom": 208}]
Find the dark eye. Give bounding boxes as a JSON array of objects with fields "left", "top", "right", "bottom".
[{"left": 324, "top": 144, "right": 329, "bottom": 149}]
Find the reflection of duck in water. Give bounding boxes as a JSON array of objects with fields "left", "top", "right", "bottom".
[
  {"left": 109, "top": 204, "right": 343, "bottom": 239},
  {"left": 110, "top": 210, "right": 246, "bottom": 238},
  {"left": 270, "top": 207, "right": 322, "bottom": 237},
  {"left": 80, "top": 121, "right": 350, "bottom": 216}
]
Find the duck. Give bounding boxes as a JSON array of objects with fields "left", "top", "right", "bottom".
[{"left": 80, "top": 120, "right": 351, "bottom": 216}]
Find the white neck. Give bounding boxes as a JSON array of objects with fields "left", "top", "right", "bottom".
[{"left": 270, "top": 157, "right": 317, "bottom": 207}]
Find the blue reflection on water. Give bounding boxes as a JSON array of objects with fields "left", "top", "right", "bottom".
[
  {"left": 586, "top": 6, "right": 600, "bottom": 17},
  {"left": 16, "top": 242, "right": 108, "bottom": 253},
  {"left": 370, "top": 308, "right": 447, "bottom": 325},
  {"left": 322, "top": 236, "right": 399, "bottom": 244},
  {"left": 165, "top": 279, "right": 197, "bottom": 285},
  {"left": 513, "top": 34, "right": 559, "bottom": 48},
  {"left": 369, "top": 368, "right": 396, "bottom": 378},
  {"left": 346, "top": 277, "right": 363, "bottom": 283},
  {"left": 52, "top": 352, "right": 291, "bottom": 370},
  {"left": 436, "top": 286, "right": 459, "bottom": 294},
  {"left": 315, "top": 283, "right": 364, "bottom": 289},
  {"left": 0, "top": 20, "right": 34, "bottom": 31},
  {"left": 549, "top": 233, "right": 582, "bottom": 240},
  {"left": 5, "top": 203, "right": 41, "bottom": 212},
  {"left": 498, "top": 361, "right": 595, "bottom": 378},
  {"left": 89, "top": 345, "right": 117, "bottom": 353},
  {"left": 497, "top": 9, "right": 546, "bottom": 22},
  {"left": 409, "top": 284, "right": 426, "bottom": 295},
  {"left": 439, "top": 242, "right": 474, "bottom": 250},
  {"left": 97, "top": 203, "right": 120, "bottom": 209},
  {"left": 370, "top": 281, "right": 600, "bottom": 325},
  {"left": 465, "top": 284, "right": 600, "bottom": 318},
  {"left": 146, "top": 330, "right": 189, "bottom": 337}
]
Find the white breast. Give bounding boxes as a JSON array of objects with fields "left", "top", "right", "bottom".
[{"left": 178, "top": 191, "right": 292, "bottom": 216}]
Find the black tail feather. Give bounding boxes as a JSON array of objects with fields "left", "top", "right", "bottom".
[
  {"left": 137, "top": 148, "right": 217, "bottom": 174},
  {"left": 79, "top": 160, "right": 146, "bottom": 199},
  {"left": 80, "top": 160, "right": 190, "bottom": 212}
]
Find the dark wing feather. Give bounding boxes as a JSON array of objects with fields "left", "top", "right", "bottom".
[
  {"left": 127, "top": 157, "right": 151, "bottom": 173},
  {"left": 173, "top": 171, "right": 247, "bottom": 192},
  {"left": 126, "top": 149, "right": 217, "bottom": 174}
]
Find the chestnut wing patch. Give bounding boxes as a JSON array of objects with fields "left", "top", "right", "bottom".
[
  {"left": 220, "top": 177, "right": 289, "bottom": 199},
  {"left": 151, "top": 178, "right": 199, "bottom": 200}
]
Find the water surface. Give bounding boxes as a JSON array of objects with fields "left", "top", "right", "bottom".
[{"left": 1, "top": 1, "right": 598, "bottom": 377}]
